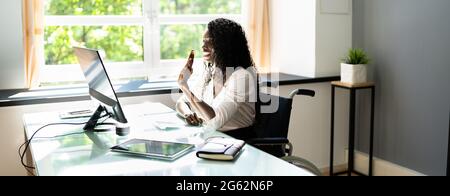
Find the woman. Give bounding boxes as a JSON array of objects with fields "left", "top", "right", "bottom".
[{"left": 176, "top": 18, "right": 257, "bottom": 140}]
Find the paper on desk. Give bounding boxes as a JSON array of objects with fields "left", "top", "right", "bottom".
[
  {"left": 123, "top": 102, "right": 174, "bottom": 117},
  {"left": 152, "top": 120, "right": 185, "bottom": 130},
  {"left": 130, "top": 127, "right": 205, "bottom": 145}
]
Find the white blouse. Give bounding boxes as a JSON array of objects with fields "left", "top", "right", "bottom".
[{"left": 178, "top": 67, "right": 257, "bottom": 132}]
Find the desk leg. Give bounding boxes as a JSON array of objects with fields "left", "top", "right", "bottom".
[
  {"left": 330, "top": 86, "right": 335, "bottom": 176},
  {"left": 369, "top": 87, "right": 376, "bottom": 176},
  {"left": 23, "top": 131, "right": 35, "bottom": 176},
  {"left": 348, "top": 89, "right": 356, "bottom": 176}
]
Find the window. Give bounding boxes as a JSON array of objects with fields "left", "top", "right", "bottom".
[{"left": 41, "top": 0, "right": 244, "bottom": 87}]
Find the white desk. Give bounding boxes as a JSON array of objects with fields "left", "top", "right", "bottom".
[{"left": 23, "top": 103, "right": 314, "bottom": 176}]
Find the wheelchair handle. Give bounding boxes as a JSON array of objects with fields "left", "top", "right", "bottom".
[{"left": 289, "top": 89, "right": 316, "bottom": 99}]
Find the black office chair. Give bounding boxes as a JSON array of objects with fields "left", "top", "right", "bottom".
[{"left": 247, "top": 89, "right": 322, "bottom": 176}]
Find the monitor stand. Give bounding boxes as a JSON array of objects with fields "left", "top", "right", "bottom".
[{"left": 83, "top": 105, "right": 130, "bottom": 136}]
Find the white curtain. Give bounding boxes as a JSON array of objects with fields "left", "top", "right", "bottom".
[
  {"left": 247, "top": 0, "right": 271, "bottom": 73},
  {"left": 22, "top": 0, "right": 44, "bottom": 88}
]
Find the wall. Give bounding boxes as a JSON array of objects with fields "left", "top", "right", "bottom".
[
  {"left": 269, "top": 0, "right": 316, "bottom": 77},
  {"left": 269, "top": 0, "right": 353, "bottom": 171},
  {"left": 353, "top": 0, "right": 450, "bottom": 175},
  {"left": 278, "top": 83, "right": 349, "bottom": 169},
  {"left": 315, "top": 0, "right": 353, "bottom": 77},
  {"left": 0, "top": 0, "right": 25, "bottom": 89},
  {"left": 270, "top": 0, "right": 352, "bottom": 77}
]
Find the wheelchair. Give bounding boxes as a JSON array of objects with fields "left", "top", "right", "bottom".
[{"left": 247, "top": 88, "right": 322, "bottom": 176}]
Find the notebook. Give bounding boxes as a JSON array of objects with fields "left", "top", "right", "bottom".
[{"left": 196, "top": 137, "right": 245, "bottom": 161}]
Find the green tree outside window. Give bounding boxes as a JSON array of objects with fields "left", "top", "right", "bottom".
[{"left": 45, "top": 0, "right": 241, "bottom": 66}]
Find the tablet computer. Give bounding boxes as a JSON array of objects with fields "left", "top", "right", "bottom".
[{"left": 111, "top": 139, "right": 194, "bottom": 160}]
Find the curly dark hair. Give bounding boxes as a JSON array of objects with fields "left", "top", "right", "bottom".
[{"left": 207, "top": 18, "right": 255, "bottom": 72}]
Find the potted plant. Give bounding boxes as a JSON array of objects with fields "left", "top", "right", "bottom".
[{"left": 341, "top": 48, "right": 370, "bottom": 84}]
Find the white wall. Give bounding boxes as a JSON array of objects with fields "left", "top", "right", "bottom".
[
  {"left": 270, "top": 0, "right": 316, "bottom": 77},
  {"left": 270, "top": 0, "right": 352, "bottom": 77},
  {"left": 275, "top": 84, "right": 348, "bottom": 169},
  {"left": 269, "top": 0, "right": 353, "bottom": 169},
  {"left": 0, "top": 0, "right": 25, "bottom": 89},
  {"left": 316, "top": 0, "right": 353, "bottom": 77}
]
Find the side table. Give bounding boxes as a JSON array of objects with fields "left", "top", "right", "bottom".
[{"left": 330, "top": 81, "right": 375, "bottom": 176}]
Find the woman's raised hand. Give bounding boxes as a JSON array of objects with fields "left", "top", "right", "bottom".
[
  {"left": 178, "top": 50, "right": 195, "bottom": 88},
  {"left": 185, "top": 113, "right": 204, "bottom": 126}
]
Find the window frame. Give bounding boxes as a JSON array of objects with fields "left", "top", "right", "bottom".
[{"left": 40, "top": 0, "right": 246, "bottom": 85}]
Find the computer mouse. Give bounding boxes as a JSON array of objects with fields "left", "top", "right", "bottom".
[{"left": 116, "top": 124, "right": 130, "bottom": 136}]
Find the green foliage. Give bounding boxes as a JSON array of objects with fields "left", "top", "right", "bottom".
[
  {"left": 343, "top": 48, "right": 370, "bottom": 65},
  {"left": 160, "top": 24, "right": 205, "bottom": 59},
  {"left": 45, "top": 0, "right": 143, "bottom": 15},
  {"left": 45, "top": 26, "right": 143, "bottom": 65},
  {"left": 44, "top": 0, "right": 241, "bottom": 66},
  {"left": 160, "top": 0, "right": 241, "bottom": 14}
]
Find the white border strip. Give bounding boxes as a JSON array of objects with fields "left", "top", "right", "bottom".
[
  {"left": 40, "top": 62, "right": 146, "bottom": 83},
  {"left": 46, "top": 16, "right": 146, "bottom": 26},
  {"left": 46, "top": 14, "right": 242, "bottom": 26},
  {"left": 159, "top": 14, "right": 242, "bottom": 25},
  {"left": 350, "top": 150, "right": 426, "bottom": 176}
]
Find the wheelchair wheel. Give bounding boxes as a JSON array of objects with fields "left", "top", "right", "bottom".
[{"left": 282, "top": 156, "right": 322, "bottom": 176}]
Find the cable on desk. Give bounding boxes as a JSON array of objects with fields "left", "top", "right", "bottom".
[
  {"left": 34, "top": 116, "right": 112, "bottom": 140},
  {"left": 18, "top": 113, "right": 111, "bottom": 175}
]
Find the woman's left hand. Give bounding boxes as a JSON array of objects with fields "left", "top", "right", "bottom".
[{"left": 178, "top": 50, "right": 195, "bottom": 89}]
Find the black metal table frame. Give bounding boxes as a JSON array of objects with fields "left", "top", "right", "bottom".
[{"left": 330, "top": 84, "right": 375, "bottom": 176}]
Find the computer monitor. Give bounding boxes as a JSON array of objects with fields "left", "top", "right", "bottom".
[{"left": 73, "top": 47, "right": 129, "bottom": 136}]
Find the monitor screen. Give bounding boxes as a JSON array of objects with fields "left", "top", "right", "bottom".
[{"left": 73, "top": 47, "right": 127, "bottom": 124}]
